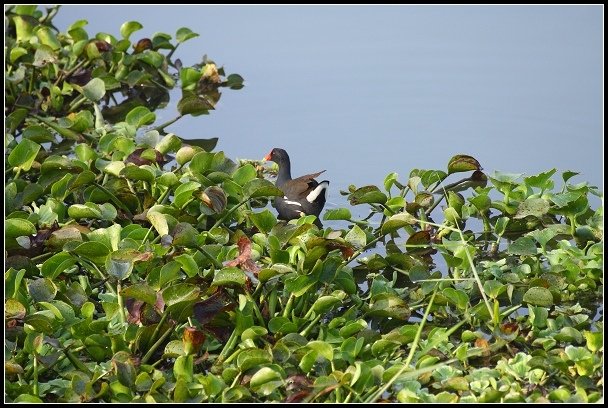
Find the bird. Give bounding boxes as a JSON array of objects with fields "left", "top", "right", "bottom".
[{"left": 263, "top": 148, "right": 329, "bottom": 228}]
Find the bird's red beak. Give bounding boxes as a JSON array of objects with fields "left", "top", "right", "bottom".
[{"left": 263, "top": 152, "right": 272, "bottom": 161}]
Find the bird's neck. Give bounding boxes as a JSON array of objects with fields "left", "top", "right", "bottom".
[{"left": 276, "top": 161, "right": 292, "bottom": 186}]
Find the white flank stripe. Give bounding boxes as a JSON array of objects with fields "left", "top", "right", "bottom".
[
  {"left": 306, "top": 181, "right": 329, "bottom": 203},
  {"left": 284, "top": 199, "right": 302, "bottom": 207}
]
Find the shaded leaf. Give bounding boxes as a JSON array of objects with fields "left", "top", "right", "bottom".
[
  {"left": 447, "top": 154, "right": 482, "bottom": 174},
  {"left": 523, "top": 287, "right": 554, "bottom": 307}
]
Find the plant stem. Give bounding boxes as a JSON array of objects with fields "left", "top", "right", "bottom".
[
  {"left": 282, "top": 293, "right": 295, "bottom": 319},
  {"left": 32, "top": 354, "right": 39, "bottom": 397},
  {"left": 299, "top": 314, "right": 321, "bottom": 337},
  {"left": 117, "top": 281, "right": 127, "bottom": 324},
  {"left": 68, "top": 94, "right": 87, "bottom": 112},
  {"left": 93, "top": 183, "right": 133, "bottom": 217},
  {"left": 206, "top": 198, "right": 249, "bottom": 229},
  {"left": 78, "top": 258, "right": 116, "bottom": 295},
  {"left": 148, "top": 312, "right": 169, "bottom": 350},
  {"left": 245, "top": 291, "right": 265, "bottom": 327},
  {"left": 137, "top": 226, "right": 154, "bottom": 251},
  {"left": 343, "top": 234, "right": 385, "bottom": 266},
  {"left": 215, "top": 327, "right": 240, "bottom": 366},
  {"left": 141, "top": 323, "right": 174, "bottom": 365},
  {"left": 153, "top": 114, "right": 184, "bottom": 132},
  {"left": 195, "top": 245, "right": 224, "bottom": 269}
]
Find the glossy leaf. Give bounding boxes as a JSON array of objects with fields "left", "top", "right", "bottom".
[
  {"left": 212, "top": 267, "right": 247, "bottom": 288},
  {"left": 8, "top": 138, "right": 40, "bottom": 171}
]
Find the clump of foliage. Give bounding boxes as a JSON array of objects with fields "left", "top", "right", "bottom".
[{"left": 5, "top": 5, "right": 603, "bottom": 403}]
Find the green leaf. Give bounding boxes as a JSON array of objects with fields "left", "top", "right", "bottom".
[
  {"left": 236, "top": 348, "right": 272, "bottom": 372},
  {"left": 528, "top": 228, "right": 558, "bottom": 248},
  {"left": 306, "top": 340, "right": 334, "bottom": 361},
  {"left": 126, "top": 106, "right": 156, "bottom": 128},
  {"left": 367, "top": 293, "right": 411, "bottom": 320},
  {"left": 494, "top": 217, "right": 510, "bottom": 237},
  {"left": 232, "top": 164, "right": 257, "bottom": 186},
  {"left": 147, "top": 210, "right": 169, "bottom": 236},
  {"left": 323, "top": 208, "right": 352, "bottom": 221},
  {"left": 73, "top": 241, "right": 111, "bottom": 264},
  {"left": 13, "top": 15, "right": 35, "bottom": 42},
  {"left": 81, "top": 78, "right": 106, "bottom": 101},
  {"left": 28, "top": 278, "right": 57, "bottom": 302},
  {"left": 175, "top": 254, "right": 199, "bottom": 278},
  {"left": 584, "top": 331, "right": 602, "bottom": 352},
  {"left": 507, "top": 236, "right": 537, "bottom": 256},
  {"left": 179, "top": 137, "right": 218, "bottom": 152},
  {"left": 243, "top": 178, "right": 283, "bottom": 199},
  {"left": 23, "top": 125, "right": 55, "bottom": 143},
  {"left": 41, "top": 252, "right": 76, "bottom": 279},
  {"left": 155, "top": 133, "right": 182, "bottom": 154},
  {"left": 311, "top": 295, "right": 342, "bottom": 314},
  {"left": 226, "top": 74, "right": 245, "bottom": 90},
  {"left": 381, "top": 212, "right": 416, "bottom": 234},
  {"left": 249, "top": 367, "right": 284, "bottom": 396},
  {"left": 9, "top": 47, "right": 28, "bottom": 64},
  {"left": 36, "top": 25, "right": 61, "bottom": 50},
  {"left": 177, "top": 93, "right": 213, "bottom": 116},
  {"left": 212, "top": 267, "right": 247, "bottom": 288},
  {"left": 447, "top": 154, "right": 482, "bottom": 174},
  {"left": 121, "top": 283, "right": 157, "bottom": 305},
  {"left": 176, "top": 27, "right": 199, "bottom": 43},
  {"left": 514, "top": 198, "right": 550, "bottom": 219},
  {"left": 68, "top": 202, "right": 116, "bottom": 220},
  {"left": 483, "top": 280, "right": 505, "bottom": 299},
  {"left": 13, "top": 395, "right": 43, "bottom": 403},
  {"left": 5, "top": 218, "right": 36, "bottom": 239},
  {"left": 121, "top": 164, "right": 155, "bottom": 183},
  {"left": 6, "top": 298, "right": 26, "bottom": 320},
  {"left": 524, "top": 169, "right": 557, "bottom": 190},
  {"left": 163, "top": 283, "right": 200, "bottom": 308},
  {"left": 268, "top": 316, "right": 298, "bottom": 334},
  {"left": 348, "top": 185, "right": 388, "bottom": 205},
  {"left": 105, "top": 250, "right": 136, "bottom": 280},
  {"left": 523, "top": 287, "right": 554, "bottom": 307},
  {"left": 249, "top": 209, "right": 277, "bottom": 234},
  {"left": 33, "top": 44, "right": 57, "bottom": 67},
  {"left": 284, "top": 275, "right": 316, "bottom": 297},
  {"left": 469, "top": 194, "right": 491, "bottom": 212},
  {"left": 120, "top": 21, "right": 143, "bottom": 39},
  {"left": 8, "top": 138, "right": 41, "bottom": 171},
  {"left": 344, "top": 225, "right": 367, "bottom": 248},
  {"left": 442, "top": 288, "right": 469, "bottom": 309}
]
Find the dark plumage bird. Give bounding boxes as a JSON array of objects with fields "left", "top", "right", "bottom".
[{"left": 264, "top": 148, "right": 329, "bottom": 227}]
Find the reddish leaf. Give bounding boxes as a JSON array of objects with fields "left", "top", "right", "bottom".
[
  {"left": 183, "top": 326, "right": 206, "bottom": 355},
  {"left": 224, "top": 236, "right": 261, "bottom": 274},
  {"left": 326, "top": 240, "right": 355, "bottom": 259},
  {"left": 285, "top": 390, "right": 311, "bottom": 403},
  {"left": 191, "top": 291, "right": 232, "bottom": 325},
  {"left": 94, "top": 40, "right": 112, "bottom": 52},
  {"left": 133, "top": 38, "right": 152, "bottom": 53},
  {"left": 154, "top": 291, "right": 165, "bottom": 314},
  {"left": 126, "top": 299, "right": 144, "bottom": 324},
  {"left": 126, "top": 148, "right": 165, "bottom": 166}
]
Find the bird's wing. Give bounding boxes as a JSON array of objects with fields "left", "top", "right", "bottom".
[{"left": 282, "top": 170, "right": 326, "bottom": 199}]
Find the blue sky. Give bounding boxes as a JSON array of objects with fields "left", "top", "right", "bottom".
[{"left": 54, "top": 5, "right": 603, "bottom": 199}]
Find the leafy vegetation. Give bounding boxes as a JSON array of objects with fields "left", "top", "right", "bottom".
[{"left": 5, "top": 5, "right": 603, "bottom": 403}]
